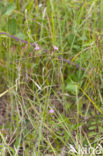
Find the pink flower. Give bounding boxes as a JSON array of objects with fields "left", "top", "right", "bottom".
[
  {"left": 34, "top": 44, "right": 40, "bottom": 50},
  {"left": 49, "top": 109, "right": 54, "bottom": 114},
  {"left": 53, "top": 45, "right": 58, "bottom": 51}
]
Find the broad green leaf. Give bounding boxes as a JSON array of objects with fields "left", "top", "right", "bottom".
[
  {"left": 8, "top": 18, "right": 17, "bottom": 34},
  {"left": 66, "top": 82, "right": 77, "bottom": 95},
  {"left": 3, "top": 3, "right": 16, "bottom": 16},
  {"left": 16, "top": 32, "right": 26, "bottom": 40}
]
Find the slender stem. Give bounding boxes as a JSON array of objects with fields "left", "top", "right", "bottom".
[{"left": 0, "top": 32, "right": 86, "bottom": 71}]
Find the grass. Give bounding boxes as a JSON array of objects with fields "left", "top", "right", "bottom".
[{"left": 0, "top": 0, "right": 103, "bottom": 155}]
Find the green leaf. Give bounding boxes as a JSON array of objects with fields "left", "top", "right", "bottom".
[
  {"left": 73, "top": 44, "right": 80, "bottom": 50},
  {"left": 3, "top": 3, "right": 16, "bottom": 16},
  {"left": 16, "top": 32, "right": 26, "bottom": 40},
  {"left": 88, "top": 131, "right": 97, "bottom": 137},
  {"left": 66, "top": 82, "right": 77, "bottom": 95},
  {"left": 14, "top": 137, "right": 20, "bottom": 149},
  {"left": 8, "top": 18, "right": 17, "bottom": 34},
  {"left": 0, "top": 2, "right": 5, "bottom": 15},
  {"left": 79, "top": 34, "right": 87, "bottom": 41},
  {"left": 89, "top": 126, "right": 96, "bottom": 130}
]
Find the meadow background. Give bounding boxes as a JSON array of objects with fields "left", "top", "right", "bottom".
[{"left": 0, "top": 0, "right": 103, "bottom": 155}]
